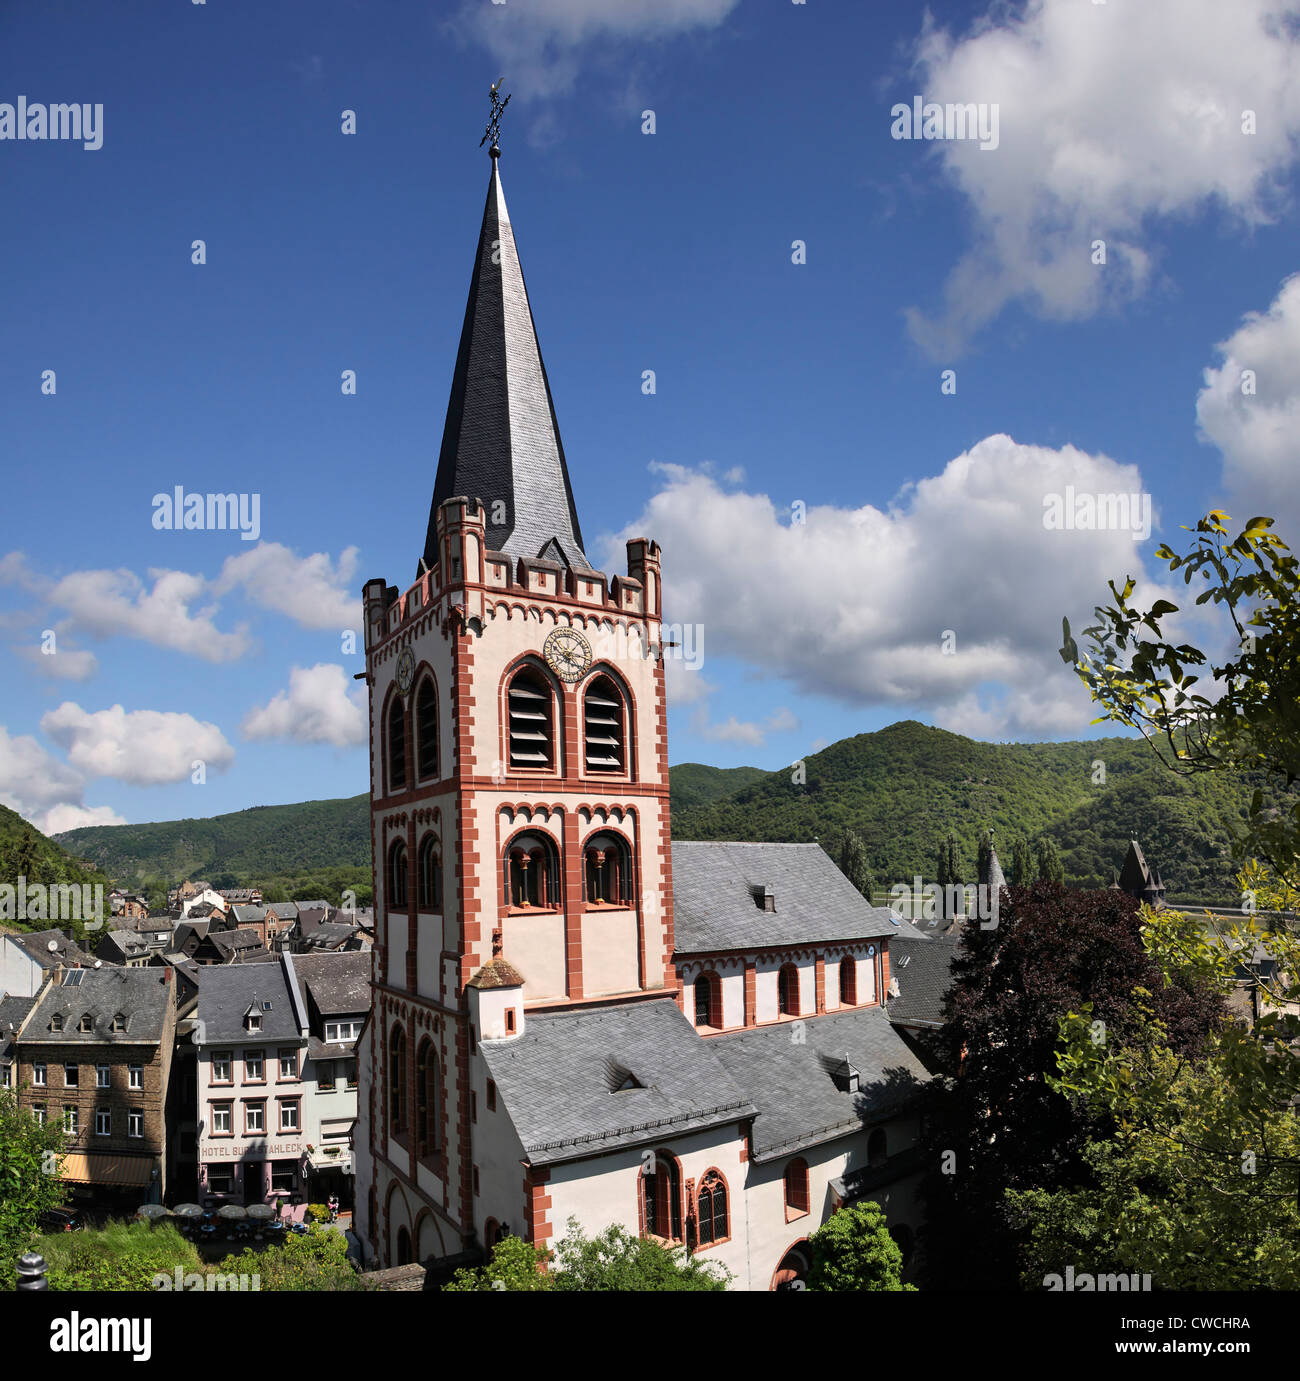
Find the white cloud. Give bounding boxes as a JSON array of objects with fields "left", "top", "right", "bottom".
[
  {"left": 40, "top": 803, "right": 128, "bottom": 835},
  {"left": 43, "top": 566, "right": 251, "bottom": 662},
  {"left": 217, "top": 543, "right": 362, "bottom": 632},
  {"left": 664, "top": 659, "right": 718, "bottom": 707},
  {"left": 448, "top": 0, "right": 739, "bottom": 99},
  {"left": 902, "top": 0, "right": 1300, "bottom": 355},
  {"left": 604, "top": 436, "right": 1185, "bottom": 739},
  {"left": 0, "top": 725, "right": 87, "bottom": 814},
  {"left": 1197, "top": 272, "right": 1300, "bottom": 540},
  {"left": 40, "top": 702, "right": 235, "bottom": 786},
  {"left": 13, "top": 642, "right": 99, "bottom": 682},
  {"left": 691, "top": 704, "right": 800, "bottom": 748},
  {"left": 241, "top": 663, "right": 367, "bottom": 748}
]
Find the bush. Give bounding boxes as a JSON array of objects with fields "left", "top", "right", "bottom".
[{"left": 44, "top": 1220, "right": 202, "bottom": 1291}]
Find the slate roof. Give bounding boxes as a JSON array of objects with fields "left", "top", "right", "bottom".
[
  {"left": 301, "top": 923, "right": 359, "bottom": 950},
  {"left": 231, "top": 904, "right": 268, "bottom": 926},
  {"left": 290, "top": 951, "right": 371, "bottom": 1017},
  {"left": 480, "top": 999, "right": 756, "bottom": 1167},
  {"left": 0, "top": 994, "right": 35, "bottom": 1037},
  {"left": 293, "top": 899, "right": 329, "bottom": 913},
  {"left": 709, "top": 1006, "right": 931, "bottom": 1162},
  {"left": 887, "top": 934, "right": 960, "bottom": 1030},
  {"left": 3, "top": 929, "right": 96, "bottom": 969},
  {"left": 423, "top": 153, "right": 591, "bottom": 574},
  {"left": 196, "top": 962, "right": 303, "bottom": 1044},
  {"left": 20, "top": 967, "right": 173, "bottom": 1045},
  {"left": 671, "top": 842, "right": 902, "bottom": 955}
]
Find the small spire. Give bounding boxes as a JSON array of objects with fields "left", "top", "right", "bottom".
[{"left": 481, "top": 78, "right": 511, "bottom": 158}]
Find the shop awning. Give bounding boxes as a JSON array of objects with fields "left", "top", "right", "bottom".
[{"left": 59, "top": 1152, "right": 155, "bottom": 1187}]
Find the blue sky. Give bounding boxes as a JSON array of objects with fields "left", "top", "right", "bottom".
[{"left": 3, "top": 0, "right": 1300, "bottom": 833}]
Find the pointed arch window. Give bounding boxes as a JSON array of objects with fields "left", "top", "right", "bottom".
[
  {"left": 388, "top": 838, "right": 408, "bottom": 911},
  {"left": 582, "top": 831, "right": 633, "bottom": 906},
  {"left": 504, "top": 832, "right": 560, "bottom": 909},
  {"left": 387, "top": 698, "right": 407, "bottom": 794},
  {"left": 583, "top": 674, "right": 626, "bottom": 774},
  {"left": 778, "top": 963, "right": 801, "bottom": 1017},
  {"left": 697, "top": 1171, "right": 729, "bottom": 1246},
  {"left": 839, "top": 955, "right": 857, "bottom": 1006},
  {"left": 641, "top": 1149, "right": 682, "bottom": 1241},
  {"left": 415, "top": 1039, "right": 440, "bottom": 1159},
  {"left": 416, "top": 680, "right": 439, "bottom": 781},
  {"left": 389, "top": 1025, "right": 407, "bottom": 1133},
  {"left": 507, "top": 666, "right": 554, "bottom": 771},
  {"left": 417, "top": 834, "right": 442, "bottom": 912},
  {"left": 694, "top": 972, "right": 722, "bottom": 1030}
]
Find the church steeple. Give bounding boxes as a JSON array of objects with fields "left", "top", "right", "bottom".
[{"left": 423, "top": 146, "right": 591, "bottom": 573}]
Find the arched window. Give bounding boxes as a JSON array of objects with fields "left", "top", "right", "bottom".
[
  {"left": 415, "top": 1039, "right": 440, "bottom": 1159},
  {"left": 839, "top": 955, "right": 857, "bottom": 1006},
  {"left": 388, "top": 838, "right": 408, "bottom": 910},
  {"left": 694, "top": 973, "right": 721, "bottom": 1030},
  {"left": 697, "top": 1171, "right": 728, "bottom": 1246},
  {"left": 417, "top": 834, "right": 442, "bottom": 912},
  {"left": 583, "top": 674, "right": 626, "bottom": 774},
  {"left": 504, "top": 831, "right": 560, "bottom": 909},
  {"left": 784, "top": 1157, "right": 810, "bottom": 1216},
  {"left": 416, "top": 679, "right": 439, "bottom": 781},
  {"left": 506, "top": 665, "right": 554, "bottom": 771},
  {"left": 395, "top": 1226, "right": 412, "bottom": 1265},
  {"left": 387, "top": 698, "right": 407, "bottom": 793},
  {"left": 778, "top": 963, "right": 801, "bottom": 1017},
  {"left": 868, "top": 1127, "right": 887, "bottom": 1167},
  {"left": 582, "top": 831, "right": 632, "bottom": 905},
  {"left": 389, "top": 1025, "right": 407, "bottom": 1132},
  {"left": 641, "top": 1150, "right": 682, "bottom": 1241}
]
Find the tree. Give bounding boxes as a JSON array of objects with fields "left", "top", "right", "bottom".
[
  {"left": 838, "top": 828, "right": 875, "bottom": 902},
  {"left": 807, "top": 1201, "right": 914, "bottom": 1291},
  {"left": 445, "top": 1221, "right": 730, "bottom": 1291},
  {"left": 916, "top": 882, "right": 1223, "bottom": 1291},
  {"left": 937, "top": 832, "right": 963, "bottom": 920},
  {"left": 0, "top": 1088, "right": 70, "bottom": 1288},
  {"left": 1010, "top": 837, "right": 1034, "bottom": 888},
  {"left": 1035, "top": 836, "right": 1065, "bottom": 885},
  {"left": 223, "top": 1222, "right": 366, "bottom": 1290},
  {"left": 976, "top": 831, "right": 992, "bottom": 884},
  {"left": 549, "top": 1221, "right": 729, "bottom": 1291},
  {"left": 444, "top": 1233, "right": 552, "bottom": 1291},
  {"left": 1062, "top": 511, "right": 1300, "bottom": 889}
]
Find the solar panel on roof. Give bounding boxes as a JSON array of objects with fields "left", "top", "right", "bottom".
[{"left": 62, "top": 970, "right": 84, "bottom": 987}]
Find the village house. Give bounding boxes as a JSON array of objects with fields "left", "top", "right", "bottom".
[{"left": 0, "top": 929, "right": 97, "bottom": 997}]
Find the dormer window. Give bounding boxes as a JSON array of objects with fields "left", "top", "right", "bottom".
[
  {"left": 111, "top": 1014, "right": 126, "bottom": 1033},
  {"left": 245, "top": 1012, "right": 262, "bottom": 1032},
  {"left": 49, "top": 1014, "right": 64, "bottom": 1032},
  {"left": 79, "top": 1015, "right": 94, "bottom": 1033}
]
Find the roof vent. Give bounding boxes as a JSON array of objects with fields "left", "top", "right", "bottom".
[
  {"left": 752, "top": 884, "right": 776, "bottom": 913},
  {"left": 829, "top": 1055, "right": 860, "bottom": 1094}
]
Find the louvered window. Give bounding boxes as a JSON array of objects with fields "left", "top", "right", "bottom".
[
  {"left": 416, "top": 680, "right": 438, "bottom": 780},
  {"left": 387, "top": 699, "right": 407, "bottom": 793},
  {"left": 583, "top": 675, "right": 624, "bottom": 773},
  {"left": 507, "top": 668, "right": 553, "bottom": 770}
]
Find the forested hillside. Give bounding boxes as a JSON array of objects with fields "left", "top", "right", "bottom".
[{"left": 52, "top": 721, "right": 1267, "bottom": 903}]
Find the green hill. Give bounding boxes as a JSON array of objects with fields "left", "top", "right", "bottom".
[
  {"left": 0, "top": 803, "right": 111, "bottom": 938},
  {"left": 52, "top": 721, "right": 1271, "bottom": 905}
]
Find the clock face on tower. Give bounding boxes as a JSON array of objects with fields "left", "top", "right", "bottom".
[
  {"left": 395, "top": 647, "right": 415, "bottom": 695},
  {"left": 543, "top": 628, "right": 592, "bottom": 683}
]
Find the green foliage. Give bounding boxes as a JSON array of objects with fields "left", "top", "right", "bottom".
[
  {"left": 549, "top": 1220, "right": 729, "bottom": 1291},
  {"left": 1063, "top": 510, "right": 1300, "bottom": 890},
  {"left": 1010, "top": 837, "right": 1034, "bottom": 888},
  {"left": 52, "top": 794, "right": 374, "bottom": 899},
  {"left": 43, "top": 1220, "right": 201, "bottom": 1291},
  {"left": 445, "top": 1220, "right": 730, "bottom": 1291},
  {"left": 222, "top": 1223, "right": 366, "bottom": 1291},
  {"left": 1036, "top": 835, "right": 1065, "bottom": 884},
  {"left": 672, "top": 721, "right": 1259, "bottom": 903},
  {"left": 305, "top": 1203, "right": 331, "bottom": 1224},
  {"left": 669, "top": 763, "right": 768, "bottom": 814},
  {"left": 1014, "top": 896, "right": 1300, "bottom": 1289},
  {"left": 807, "top": 1201, "right": 914, "bottom": 1291},
  {"left": 837, "top": 827, "right": 874, "bottom": 900},
  {"left": 0, "top": 803, "right": 112, "bottom": 943},
  {"left": 444, "top": 1233, "right": 552, "bottom": 1291},
  {"left": 0, "top": 1088, "right": 70, "bottom": 1288}
]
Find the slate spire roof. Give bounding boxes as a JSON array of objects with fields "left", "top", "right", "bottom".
[{"left": 423, "top": 149, "right": 591, "bottom": 573}]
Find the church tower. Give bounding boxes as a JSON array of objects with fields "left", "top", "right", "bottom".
[{"left": 353, "top": 135, "right": 675, "bottom": 1267}]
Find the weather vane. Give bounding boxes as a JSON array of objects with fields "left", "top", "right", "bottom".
[{"left": 480, "top": 78, "right": 511, "bottom": 155}]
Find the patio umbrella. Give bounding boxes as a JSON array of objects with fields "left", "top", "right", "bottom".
[
  {"left": 216, "top": 1204, "right": 247, "bottom": 1220},
  {"left": 137, "top": 1203, "right": 169, "bottom": 1220},
  {"left": 245, "top": 1204, "right": 275, "bottom": 1221},
  {"left": 172, "top": 1204, "right": 204, "bottom": 1219}
]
